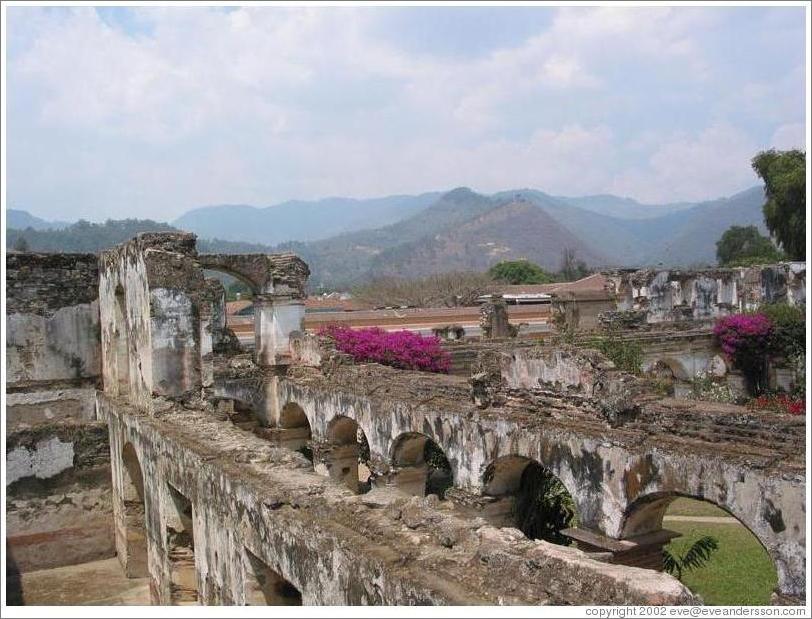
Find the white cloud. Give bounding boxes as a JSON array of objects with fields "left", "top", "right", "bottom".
[
  {"left": 609, "top": 124, "right": 759, "bottom": 203},
  {"left": 5, "top": 6, "right": 806, "bottom": 221}
]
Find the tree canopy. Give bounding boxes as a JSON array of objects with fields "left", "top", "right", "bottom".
[
  {"left": 488, "top": 260, "right": 555, "bottom": 285},
  {"left": 715, "top": 225, "right": 783, "bottom": 266},
  {"left": 751, "top": 149, "right": 806, "bottom": 260}
]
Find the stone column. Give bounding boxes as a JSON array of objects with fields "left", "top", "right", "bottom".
[
  {"left": 253, "top": 295, "right": 306, "bottom": 367},
  {"left": 312, "top": 441, "right": 360, "bottom": 493}
]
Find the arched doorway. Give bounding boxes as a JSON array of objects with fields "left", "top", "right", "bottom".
[
  {"left": 390, "top": 433, "right": 453, "bottom": 499},
  {"left": 121, "top": 443, "right": 148, "bottom": 577},
  {"left": 243, "top": 548, "right": 302, "bottom": 606},
  {"left": 322, "top": 416, "right": 372, "bottom": 493},
  {"left": 622, "top": 494, "right": 778, "bottom": 605},
  {"left": 483, "top": 455, "right": 577, "bottom": 545},
  {"left": 278, "top": 402, "right": 312, "bottom": 461}
]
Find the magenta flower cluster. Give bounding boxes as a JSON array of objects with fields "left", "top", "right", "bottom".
[
  {"left": 713, "top": 313, "right": 773, "bottom": 359},
  {"left": 319, "top": 325, "right": 451, "bottom": 373}
]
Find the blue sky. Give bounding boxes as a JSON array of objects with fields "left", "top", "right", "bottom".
[{"left": 5, "top": 5, "right": 807, "bottom": 222}]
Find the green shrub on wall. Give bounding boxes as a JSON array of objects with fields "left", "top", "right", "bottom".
[{"left": 588, "top": 335, "right": 644, "bottom": 374}]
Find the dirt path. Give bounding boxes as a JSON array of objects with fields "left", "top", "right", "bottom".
[{"left": 664, "top": 515, "right": 739, "bottom": 524}]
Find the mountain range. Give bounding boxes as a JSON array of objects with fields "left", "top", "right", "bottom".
[{"left": 7, "top": 184, "right": 768, "bottom": 288}]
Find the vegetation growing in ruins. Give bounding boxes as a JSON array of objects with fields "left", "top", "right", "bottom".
[
  {"left": 715, "top": 225, "right": 783, "bottom": 267},
  {"left": 688, "top": 370, "right": 736, "bottom": 404},
  {"left": 748, "top": 394, "right": 805, "bottom": 416},
  {"left": 751, "top": 149, "right": 806, "bottom": 261},
  {"left": 514, "top": 462, "right": 577, "bottom": 545},
  {"left": 319, "top": 325, "right": 451, "bottom": 373},
  {"left": 488, "top": 260, "right": 555, "bottom": 284},
  {"left": 666, "top": 517, "right": 778, "bottom": 605},
  {"left": 588, "top": 334, "right": 643, "bottom": 374},
  {"left": 352, "top": 272, "right": 494, "bottom": 308},
  {"left": 663, "top": 536, "right": 719, "bottom": 581},
  {"left": 713, "top": 313, "right": 772, "bottom": 395}
]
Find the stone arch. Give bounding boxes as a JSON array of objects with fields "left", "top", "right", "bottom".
[
  {"left": 277, "top": 402, "right": 313, "bottom": 459},
  {"left": 315, "top": 415, "right": 373, "bottom": 493},
  {"left": 620, "top": 491, "right": 779, "bottom": 596},
  {"left": 121, "top": 442, "right": 148, "bottom": 578},
  {"left": 482, "top": 455, "right": 577, "bottom": 545},
  {"left": 647, "top": 357, "right": 690, "bottom": 381},
  {"left": 390, "top": 432, "right": 453, "bottom": 499},
  {"left": 199, "top": 264, "right": 261, "bottom": 297}
]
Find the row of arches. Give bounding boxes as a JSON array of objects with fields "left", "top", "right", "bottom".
[
  {"left": 253, "top": 400, "right": 782, "bottom": 604},
  {"left": 119, "top": 442, "right": 303, "bottom": 606}
]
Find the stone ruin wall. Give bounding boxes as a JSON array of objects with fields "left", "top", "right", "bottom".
[
  {"left": 604, "top": 263, "right": 806, "bottom": 326},
  {"left": 5, "top": 237, "right": 807, "bottom": 606},
  {"left": 6, "top": 253, "right": 114, "bottom": 600}
]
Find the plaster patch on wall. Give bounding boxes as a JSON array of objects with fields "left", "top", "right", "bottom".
[{"left": 6, "top": 437, "right": 75, "bottom": 486}]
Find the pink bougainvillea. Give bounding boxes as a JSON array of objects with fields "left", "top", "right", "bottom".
[
  {"left": 713, "top": 313, "right": 773, "bottom": 394},
  {"left": 319, "top": 325, "right": 451, "bottom": 374}
]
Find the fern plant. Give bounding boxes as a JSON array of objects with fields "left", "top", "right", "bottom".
[{"left": 663, "top": 536, "right": 719, "bottom": 580}]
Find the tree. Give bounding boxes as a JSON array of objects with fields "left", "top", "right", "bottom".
[
  {"left": 488, "top": 260, "right": 555, "bottom": 285},
  {"left": 715, "top": 225, "right": 784, "bottom": 266},
  {"left": 751, "top": 149, "right": 806, "bottom": 260},
  {"left": 12, "top": 236, "right": 30, "bottom": 252},
  {"left": 514, "top": 462, "right": 576, "bottom": 545},
  {"left": 559, "top": 247, "right": 590, "bottom": 282}
]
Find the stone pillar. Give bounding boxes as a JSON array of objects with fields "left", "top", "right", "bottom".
[
  {"left": 562, "top": 527, "right": 681, "bottom": 571},
  {"left": 387, "top": 465, "right": 429, "bottom": 496},
  {"left": 480, "top": 295, "right": 515, "bottom": 339},
  {"left": 312, "top": 441, "right": 360, "bottom": 493},
  {"left": 253, "top": 295, "right": 306, "bottom": 367}
]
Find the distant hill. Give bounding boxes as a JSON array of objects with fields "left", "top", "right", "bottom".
[
  {"left": 7, "top": 208, "right": 70, "bottom": 231},
  {"left": 548, "top": 194, "right": 695, "bottom": 220},
  {"left": 7, "top": 218, "right": 273, "bottom": 255},
  {"left": 285, "top": 188, "right": 604, "bottom": 287},
  {"left": 6, "top": 184, "right": 770, "bottom": 285},
  {"left": 172, "top": 192, "right": 441, "bottom": 245}
]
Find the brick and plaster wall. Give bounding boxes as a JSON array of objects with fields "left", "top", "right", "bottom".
[{"left": 5, "top": 253, "right": 114, "bottom": 598}]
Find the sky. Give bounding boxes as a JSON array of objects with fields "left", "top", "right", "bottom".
[{"left": 5, "top": 5, "right": 808, "bottom": 222}]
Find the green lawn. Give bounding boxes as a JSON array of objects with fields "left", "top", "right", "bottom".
[
  {"left": 667, "top": 498, "right": 730, "bottom": 517},
  {"left": 664, "top": 520, "right": 777, "bottom": 605}
]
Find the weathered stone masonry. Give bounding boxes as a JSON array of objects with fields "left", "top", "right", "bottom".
[{"left": 6, "top": 234, "right": 807, "bottom": 605}]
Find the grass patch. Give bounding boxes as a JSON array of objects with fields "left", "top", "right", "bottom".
[
  {"left": 665, "top": 520, "right": 777, "bottom": 605},
  {"left": 667, "top": 498, "right": 730, "bottom": 518}
]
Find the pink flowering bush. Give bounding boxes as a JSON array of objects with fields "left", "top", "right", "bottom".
[
  {"left": 319, "top": 325, "right": 451, "bottom": 373},
  {"left": 713, "top": 313, "right": 773, "bottom": 394}
]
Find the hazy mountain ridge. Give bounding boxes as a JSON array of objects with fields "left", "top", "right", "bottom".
[
  {"left": 172, "top": 192, "right": 441, "bottom": 245},
  {"left": 7, "top": 184, "right": 768, "bottom": 286}
]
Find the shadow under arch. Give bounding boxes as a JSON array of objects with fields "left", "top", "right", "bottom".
[
  {"left": 322, "top": 415, "right": 373, "bottom": 493},
  {"left": 277, "top": 401, "right": 313, "bottom": 460},
  {"left": 482, "top": 454, "right": 577, "bottom": 545},
  {"left": 390, "top": 432, "right": 453, "bottom": 499},
  {"left": 121, "top": 442, "right": 148, "bottom": 578}
]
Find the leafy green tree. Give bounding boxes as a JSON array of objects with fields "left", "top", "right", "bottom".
[
  {"left": 715, "top": 225, "right": 783, "bottom": 266},
  {"left": 751, "top": 149, "right": 806, "bottom": 260},
  {"left": 488, "top": 259, "right": 555, "bottom": 284}
]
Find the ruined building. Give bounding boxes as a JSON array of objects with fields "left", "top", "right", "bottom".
[{"left": 5, "top": 234, "right": 806, "bottom": 605}]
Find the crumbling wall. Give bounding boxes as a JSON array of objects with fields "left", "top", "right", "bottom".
[
  {"left": 266, "top": 363, "right": 805, "bottom": 598},
  {"left": 98, "top": 395, "right": 697, "bottom": 606},
  {"left": 5, "top": 253, "right": 114, "bottom": 586},
  {"left": 6, "top": 254, "right": 100, "bottom": 388},
  {"left": 604, "top": 263, "right": 806, "bottom": 325}
]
